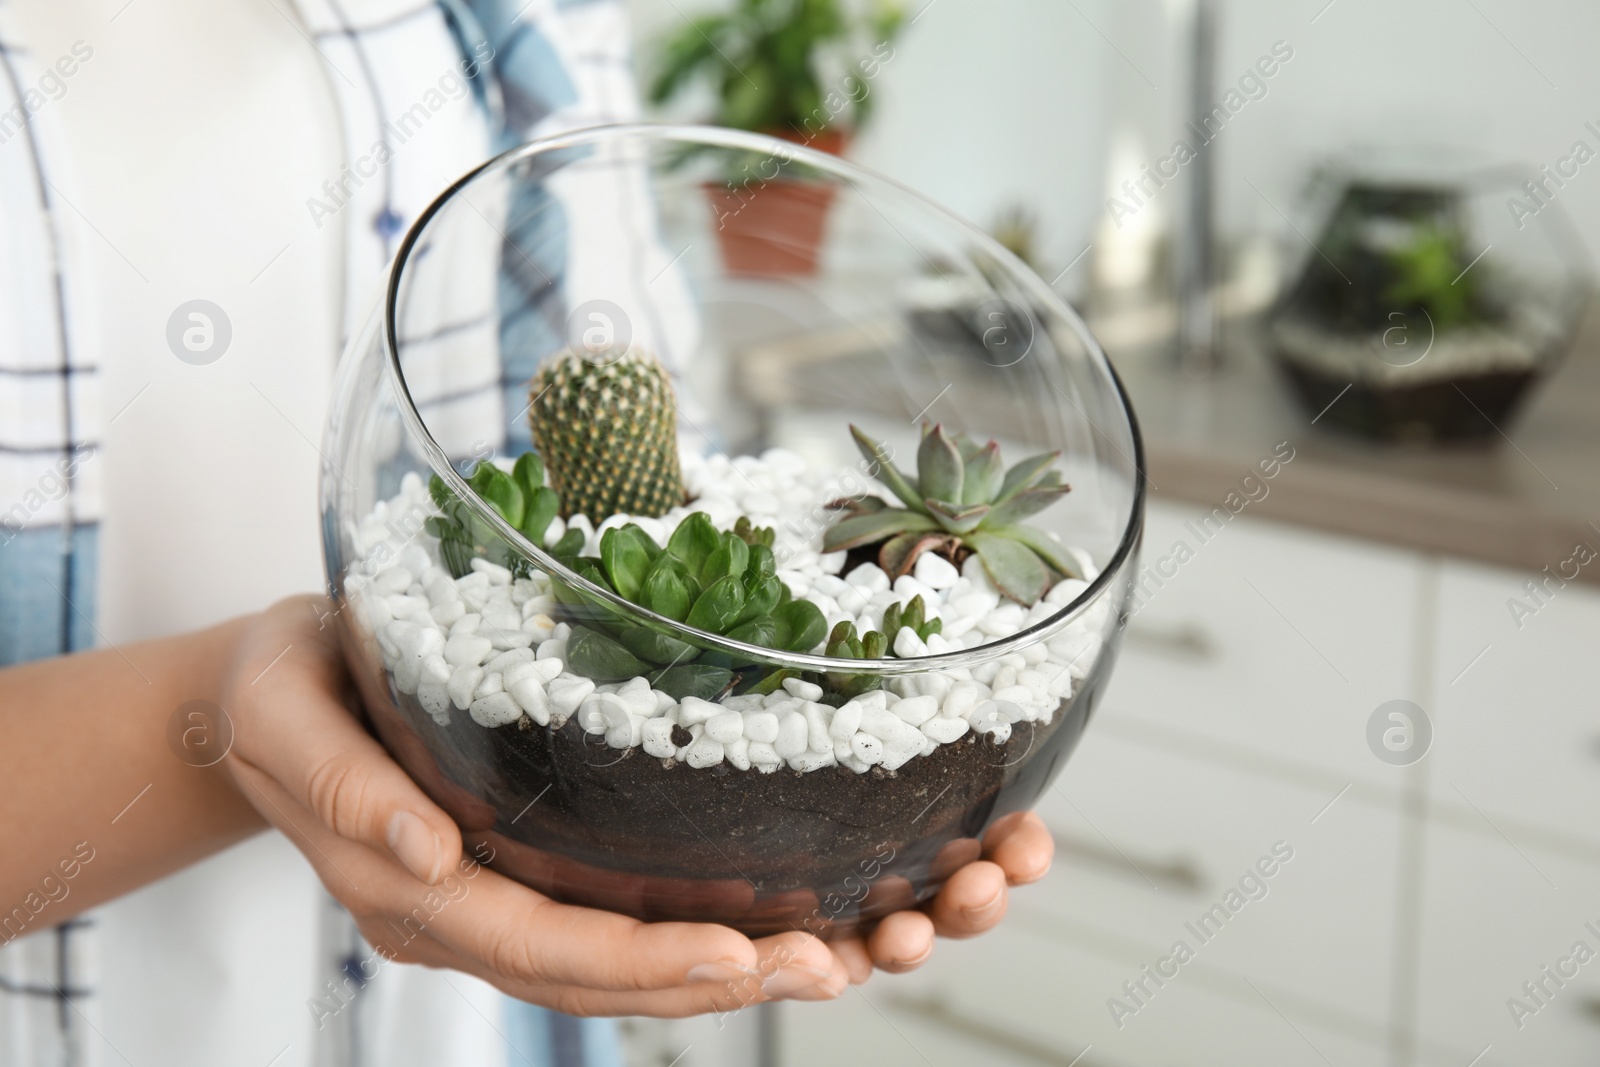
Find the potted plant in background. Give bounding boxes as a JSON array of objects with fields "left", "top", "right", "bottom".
[{"left": 647, "top": 0, "right": 904, "bottom": 274}]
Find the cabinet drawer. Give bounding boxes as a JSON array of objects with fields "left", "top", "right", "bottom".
[
  {"left": 1414, "top": 823, "right": 1600, "bottom": 1066},
  {"left": 1427, "top": 559, "right": 1600, "bottom": 855},
  {"left": 1027, "top": 730, "right": 1401, "bottom": 1035},
  {"left": 1106, "top": 501, "right": 1424, "bottom": 789}
]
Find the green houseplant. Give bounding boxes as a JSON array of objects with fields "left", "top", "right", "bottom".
[{"left": 647, "top": 0, "right": 904, "bottom": 273}]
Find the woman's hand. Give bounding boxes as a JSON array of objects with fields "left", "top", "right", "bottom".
[{"left": 219, "top": 596, "right": 1055, "bottom": 1016}]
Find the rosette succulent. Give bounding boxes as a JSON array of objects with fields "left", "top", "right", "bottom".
[
  {"left": 824, "top": 423, "right": 1080, "bottom": 604},
  {"left": 427, "top": 454, "right": 583, "bottom": 579},
  {"left": 554, "top": 512, "right": 827, "bottom": 700}
]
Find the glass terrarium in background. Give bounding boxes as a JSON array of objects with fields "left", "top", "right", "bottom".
[
  {"left": 1267, "top": 157, "right": 1591, "bottom": 442},
  {"left": 321, "top": 125, "right": 1143, "bottom": 937}
]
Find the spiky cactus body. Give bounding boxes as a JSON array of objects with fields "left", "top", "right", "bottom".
[{"left": 529, "top": 347, "right": 686, "bottom": 520}]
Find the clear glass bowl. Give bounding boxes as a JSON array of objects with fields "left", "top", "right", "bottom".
[{"left": 321, "top": 124, "right": 1144, "bottom": 937}]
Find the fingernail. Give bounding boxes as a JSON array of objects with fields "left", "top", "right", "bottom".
[
  {"left": 961, "top": 890, "right": 1005, "bottom": 923},
  {"left": 387, "top": 811, "right": 443, "bottom": 884},
  {"left": 783, "top": 970, "right": 848, "bottom": 1001},
  {"left": 686, "top": 960, "right": 760, "bottom": 986},
  {"left": 888, "top": 943, "right": 934, "bottom": 970},
  {"left": 761, "top": 964, "right": 832, "bottom": 998}
]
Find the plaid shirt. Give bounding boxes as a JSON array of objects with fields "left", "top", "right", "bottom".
[{"left": 1, "top": 1, "right": 644, "bottom": 1063}]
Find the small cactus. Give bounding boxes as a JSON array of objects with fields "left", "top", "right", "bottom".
[{"left": 529, "top": 347, "right": 686, "bottom": 521}]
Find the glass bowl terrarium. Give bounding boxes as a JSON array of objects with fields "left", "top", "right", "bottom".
[
  {"left": 1267, "top": 158, "right": 1590, "bottom": 442},
  {"left": 321, "top": 125, "right": 1144, "bottom": 937}
]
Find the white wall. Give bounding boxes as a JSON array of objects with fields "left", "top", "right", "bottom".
[
  {"left": 627, "top": 0, "right": 1600, "bottom": 276},
  {"left": 625, "top": 0, "right": 1118, "bottom": 275}
]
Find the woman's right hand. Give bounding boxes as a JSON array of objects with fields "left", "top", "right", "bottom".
[
  {"left": 218, "top": 596, "right": 1052, "bottom": 1016},
  {"left": 218, "top": 597, "right": 854, "bottom": 1016}
]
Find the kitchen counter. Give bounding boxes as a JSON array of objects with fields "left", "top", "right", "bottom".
[
  {"left": 730, "top": 287, "right": 1600, "bottom": 586},
  {"left": 1110, "top": 304, "right": 1600, "bottom": 585}
]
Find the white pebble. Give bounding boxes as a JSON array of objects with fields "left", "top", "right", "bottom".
[
  {"left": 893, "top": 695, "right": 940, "bottom": 726},
  {"left": 469, "top": 558, "right": 512, "bottom": 585},
  {"left": 473, "top": 672, "right": 503, "bottom": 699},
  {"left": 417, "top": 681, "right": 451, "bottom": 724},
  {"left": 485, "top": 648, "right": 533, "bottom": 674},
  {"left": 444, "top": 633, "right": 493, "bottom": 667},
  {"left": 726, "top": 737, "right": 752, "bottom": 771},
  {"left": 851, "top": 732, "right": 885, "bottom": 765},
  {"left": 508, "top": 677, "right": 550, "bottom": 725},
  {"left": 447, "top": 665, "right": 484, "bottom": 710},
  {"left": 782, "top": 677, "right": 824, "bottom": 702},
  {"left": 469, "top": 692, "right": 521, "bottom": 728},
  {"left": 421, "top": 654, "right": 452, "bottom": 685},
  {"left": 913, "top": 553, "right": 959, "bottom": 590},
  {"left": 747, "top": 741, "right": 781, "bottom": 770},
  {"left": 430, "top": 601, "right": 466, "bottom": 627},
  {"left": 535, "top": 638, "right": 566, "bottom": 661},
  {"left": 893, "top": 628, "right": 930, "bottom": 658},
  {"left": 373, "top": 567, "right": 413, "bottom": 595},
  {"left": 548, "top": 676, "right": 595, "bottom": 721},
  {"left": 804, "top": 702, "right": 832, "bottom": 753},
  {"left": 643, "top": 718, "right": 677, "bottom": 758},
  {"left": 836, "top": 587, "right": 868, "bottom": 614},
  {"left": 845, "top": 563, "right": 890, "bottom": 592},
  {"left": 743, "top": 711, "right": 780, "bottom": 744},
  {"left": 828, "top": 701, "right": 863, "bottom": 740},
  {"left": 775, "top": 712, "right": 809, "bottom": 758},
  {"left": 1044, "top": 578, "right": 1090, "bottom": 607},
  {"left": 811, "top": 575, "right": 848, "bottom": 597},
  {"left": 788, "top": 749, "right": 836, "bottom": 772},
  {"left": 922, "top": 715, "right": 969, "bottom": 743},
  {"left": 979, "top": 603, "right": 1026, "bottom": 637},
  {"left": 685, "top": 736, "right": 725, "bottom": 768},
  {"left": 679, "top": 697, "right": 721, "bottom": 726},
  {"left": 860, "top": 707, "right": 923, "bottom": 750},
  {"left": 705, "top": 712, "right": 745, "bottom": 744}
]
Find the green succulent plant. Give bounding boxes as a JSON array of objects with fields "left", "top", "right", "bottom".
[
  {"left": 427, "top": 453, "right": 584, "bottom": 579},
  {"left": 824, "top": 423, "right": 1080, "bottom": 605},
  {"left": 553, "top": 512, "right": 828, "bottom": 700}
]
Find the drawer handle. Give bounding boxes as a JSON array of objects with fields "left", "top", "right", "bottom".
[
  {"left": 1125, "top": 620, "right": 1218, "bottom": 661},
  {"left": 1050, "top": 825, "right": 1206, "bottom": 894}
]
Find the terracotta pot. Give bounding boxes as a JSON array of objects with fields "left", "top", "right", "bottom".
[{"left": 703, "top": 128, "right": 849, "bottom": 276}]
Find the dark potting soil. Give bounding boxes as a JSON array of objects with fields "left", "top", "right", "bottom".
[{"left": 1276, "top": 358, "right": 1538, "bottom": 443}]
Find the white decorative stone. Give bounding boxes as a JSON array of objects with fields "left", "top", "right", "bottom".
[
  {"left": 743, "top": 711, "right": 780, "bottom": 745},
  {"left": 643, "top": 717, "right": 677, "bottom": 758},
  {"left": 685, "top": 736, "right": 725, "bottom": 768},
  {"left": 705, "top": 712, "right": 745, "bottom": 744},
  {"left": 922, "top": 715, "right": 969, "bottom": 743},
  {"left": 913, "top": 552, "right": 959, "bottom": 590},
  {"left": 781, "top": 677, "right": 824, "bottom": 702},
  {"left": 469, "top": 692, "right": 521, "bottom": 728},
  {"left": 443, "top": 633, "right": 493, "bottom": 668},
  {"left": 447, "top": 665, "right": 484, "bottom": 711},
  {"left": 850, "top": 732, "right": 884, "bottom": 766},
  {"left": 828, "top": 701, "right": 863, "bottom": 740},
  {"left": 774, "top": 712, "right": 809, "bottom": 759},
  {"left": 892, "top": 695, "right": 940, "bottom": 727}
]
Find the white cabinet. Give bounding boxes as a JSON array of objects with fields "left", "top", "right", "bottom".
[
  {"left": 758, "top": 506, "right": 1600, "bottom": 1067},
  {"left": 1427, "top": 559, "right": 1600, "bottom": 857},
  {"left": 1106, "top": 501, "right": 1426, "bottom": 791},
  {"left": 1412, "top": 823, "right": 1600, "bottom": 1066}
]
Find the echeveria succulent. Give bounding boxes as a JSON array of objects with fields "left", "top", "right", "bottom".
[
  {"left": 824, "top": 423, "right": 1080, "bottom": 604},
  {"left": 554, "top": 512, "right": 827, "bottom": 700}
]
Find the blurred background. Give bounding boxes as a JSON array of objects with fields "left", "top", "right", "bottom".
[{"left": 614, "top": 0, "right": 1600, "bottom": 1064}]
